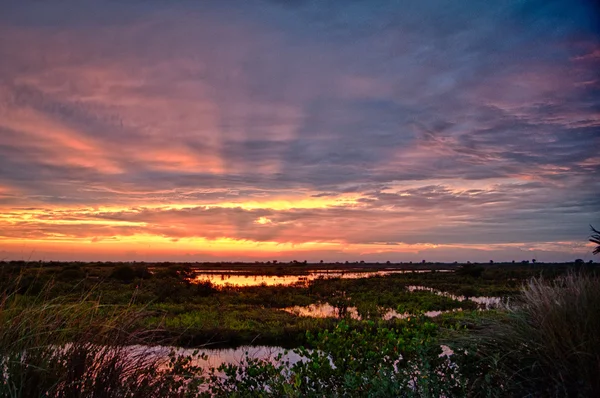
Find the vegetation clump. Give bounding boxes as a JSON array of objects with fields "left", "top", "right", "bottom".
[{"left": 109, "top": 265, "right": 137, "bottom": 283}]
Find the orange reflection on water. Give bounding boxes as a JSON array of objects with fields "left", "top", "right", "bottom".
[{"left": 193, "top": 269, "right": 437, "bottom": 287}]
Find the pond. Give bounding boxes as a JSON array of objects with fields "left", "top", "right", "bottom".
[{"left": 192, "top": 269, "right": 452, "bottom": 287}]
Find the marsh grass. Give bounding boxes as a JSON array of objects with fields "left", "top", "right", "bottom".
[
  {"left": 456, "top": 271, "right": 600, "bottom": 396},
  {"left": 516, "top": 272, "right": 600, "bottom": 395},
  {"left": 0, "top": 275, "right": 206, "bottom": 397}
]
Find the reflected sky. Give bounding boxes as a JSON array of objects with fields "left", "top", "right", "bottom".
[{"left": 193, "top": 269, "right": 427, "bottom": 287}]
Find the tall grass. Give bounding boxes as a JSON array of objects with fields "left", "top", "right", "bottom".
[
  {"left": 517, "top": 272, "right": 600, "bottom": 395},
  {"left": 462, "top": 271, "right": 600, "bottom": 396},
  {"left": 0, "top": 276, "right": 205, "bottom": 397}
]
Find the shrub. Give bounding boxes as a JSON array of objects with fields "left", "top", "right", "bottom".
[
  {"left": 456, "top": 264, "right": 484, "bottom": 278},
  {"left": 515, "top": 272, "right": 600, "bottom": 395},
  {"left": 58, "top": 265, "right": 86, "bottom": 281},
  {"left": 110, "top": 265, "right": 137, "bottom": 283},
  {"left": 195, "top": 281, "right": 217, "bottom": 297},
  {"left": 134, "top": 265, "right": 153, "bottom": 280}
]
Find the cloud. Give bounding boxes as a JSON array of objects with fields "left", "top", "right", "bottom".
[{"left": 0, "top": 0, "right": 598, "bottom": 260}]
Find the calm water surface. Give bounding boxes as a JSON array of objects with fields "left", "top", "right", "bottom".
[
  {"left": 282, "top": 285, "right": 505, "bottom": 319},
  {"left": 283, "top": 303, "right": 461, "bottom": 320},
  {"left": 193, "top": 269, "right": 451, "bottom": 287},
  {"left": 407, "top": 285, "right": 507, "bottom": 309},
  {"left": 137, "top": 345, "right": 299, "bottom": 370}
]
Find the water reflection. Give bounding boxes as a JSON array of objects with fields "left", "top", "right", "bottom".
[
  {"left": 193, "top": 269, "right": 451, "bottom": 287},
  {"left": 137, "top": 344, "right": 299, "bottom": 370},
  {"left": 407, "top": 285, "right": 506, "bottom": 309},
  {"left": 284, "top": 303, "right": 360, "bottom": 319},
  {"left": 282, "top": 303, "right": 461, "bottom": 321},
  {"left": 281, "top": 285, "right": 504, "bottom": 320}
]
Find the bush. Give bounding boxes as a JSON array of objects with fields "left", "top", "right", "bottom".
[
  {"left": 195, "top": 281, "right": 217, "bottom": 297},
  {"left": 110, "top": 265, "right": 137, "bottom": 283},
  {"left": 134, "top": 265, "right": 153, "bottom": 280},
  {"left": 516, "top": 272, "right": 600, "bottom": 395},
  {"left": 456, "top": 264, "right": 484, "bottom": 278},
  {"left": 58, "top": 265, "right": 86, "bottom": 281}
]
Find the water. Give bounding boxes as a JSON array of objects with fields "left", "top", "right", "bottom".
[
  {"left": 136, "top": 344, "right": 299, "bottom": 370},
  {"left": 280, "top": 284, "right": 504, "bottom": 319},
  {"left": 407, "top": 285, "right": 506, "bottom": 309},
  {"left": 282, "top": 303, "right": 462, "bottom": 320},
  {"left": 193, "top": 269, "right": 451, "bottom": 287}
]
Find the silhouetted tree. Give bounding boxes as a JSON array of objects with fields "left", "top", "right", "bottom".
[{"left": 591, "top": 225, "right": 600, "bottom": 255}]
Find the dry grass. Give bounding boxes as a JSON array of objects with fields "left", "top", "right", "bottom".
[
  {"left": 463, "top": 271, "right": 600, "bottom": 396},
  {"left": 517, "top": 272, "right": 600, "bottom": 395}
]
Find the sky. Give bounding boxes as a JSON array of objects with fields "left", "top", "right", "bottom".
[{"left": 0, "top": 0, "right": 598, "bottom": 263}]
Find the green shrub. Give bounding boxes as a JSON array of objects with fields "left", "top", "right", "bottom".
[{"left": 195, "top": 281, "right": 217, "bottom": 297}]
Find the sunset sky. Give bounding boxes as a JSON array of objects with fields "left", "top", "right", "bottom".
[{"left": 0, "top": 0, "right": 598, "bottom": 263}]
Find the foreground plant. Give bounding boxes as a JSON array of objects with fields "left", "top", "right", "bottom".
[
  {"left": 204, "top": 319, "right": 475, "bottom": 397},
  {"left": 453, "top": 271, "right": 600, "bottom": 397},
  {"left": 0, "top": 277, "right": 206, "bottom": 398}
]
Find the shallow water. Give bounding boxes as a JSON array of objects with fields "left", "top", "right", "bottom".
[
  {"left": 281, "top": 284, "right": 503, "bottom": 319},
  {"left": 407, "top": 285, "right": 506, "bottom": 309},
  {"left": 193, "top": 269, "right": 451, "bottom": 287},
  {"left": 282, "top": 303, "right": 462, "bottom": 320},
  {"left": 135, "top": 344, "right": 299, "bottom": 370}
]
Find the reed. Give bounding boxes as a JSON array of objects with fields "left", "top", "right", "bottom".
[
  {"left": 0, "top": 275, "right": 205, "bottom": 398},
  {"left": 458, "top": 271, "right": 600, "bottom": 396}
]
